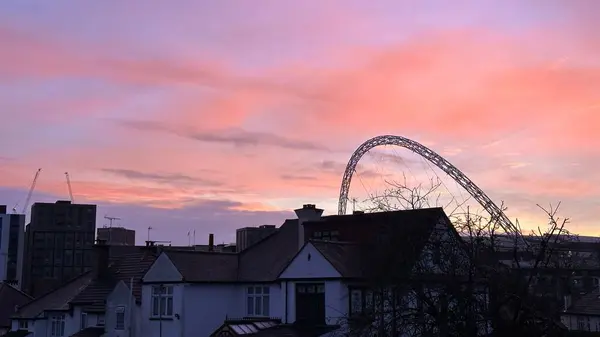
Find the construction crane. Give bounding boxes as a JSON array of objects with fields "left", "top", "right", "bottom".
[
  {"left": 65, "top": 172, "right": 74, "bottom": 203},
  {"left": 14, "top": 168, "right": 41, "bottom": 214},
  {"left": 104, "top": 215, "right": 121, "bottom": 228}
]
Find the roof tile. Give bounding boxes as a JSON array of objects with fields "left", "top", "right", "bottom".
[
  {"left": 566, "top": 290, "right": 600, "bottom": 315},
  {"left": 165, "top": 250, "right": 238, "bottom": 282},
  {"left": 0, "top": 283, "right": 33, "bottom": 327}
]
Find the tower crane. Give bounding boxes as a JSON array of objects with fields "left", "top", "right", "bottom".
[
  {"left": 65, "top": 172, "right": 74, "bottom": 203},
  {"left": 104, "top": 215, "right": 121, "bottom": 228},
  {"left": 13, "top": 168, "right": 41, "bottom": 214}
]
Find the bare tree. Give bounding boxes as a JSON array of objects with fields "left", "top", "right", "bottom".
[{"left": 334, "top": 177, "right": 589, "bottom": 337}]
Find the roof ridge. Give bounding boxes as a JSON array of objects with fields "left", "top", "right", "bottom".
[
  {"left": 320, "top": 207, "right": 444, "bottom": 219},
  {"left": 17, "top": 270, "right": 93, "bottom": 310},
  {"left": 166, "top": 249, "right": 237, "bottom": 255},
  {"left": 239, "top": 219, "right": 295, "bottom": 257},
  {"left": 0, "top": 282, "right": 34, "bottom": 300},
  {"left": 309, "top": 239, "right": 360, "bottom": 245}
]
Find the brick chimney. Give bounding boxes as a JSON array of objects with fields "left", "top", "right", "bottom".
[
  {"left": 208, "top": 233, "right": 214, "bottom": 252},
  {"left": 294, "top": 204, "right": 323, "bottom": 250},
  {"left": 93, "top": 239, "right": 110, "bottom": 279}
]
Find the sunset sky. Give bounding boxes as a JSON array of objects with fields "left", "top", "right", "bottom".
[{"left": 1, "top": 0, "right": 599, "bottom": 245}]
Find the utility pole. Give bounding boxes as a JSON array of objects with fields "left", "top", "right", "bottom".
[{"left": 158, "top": 284, "right": 164, "bottom": 337}]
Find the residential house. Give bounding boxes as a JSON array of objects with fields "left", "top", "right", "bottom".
[
  {"left": 9, "top": 242, "right": 159, "bottom": 337},
  {"left": 561, "top": 291, "right": 600, "bottom": 332},
  {"left": 142, "top": 205, "right": 478, "bottom": 337},
  {"left": 0, "top": 282, "right": 33, "bottom": 335}
]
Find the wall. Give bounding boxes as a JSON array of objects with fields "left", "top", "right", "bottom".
[
  {"left": 278, "top": 242, "right": 347, "bottom": 326},
  {"left": 139, "top": 283, "right": 284, "bottom": 337},
  {"left": 140, "top": 283, "right": 183, "bottom": 337},
  {"left": 283, "top": 280, "right": 347, "bottom": 325},
  {"left": 70, "top": 306, "right": 105, "bottom": 335},
  {"left": 105, "top": 281, "right": 135, "bottom": 337},
  {"left": 33, "top": 319, "right": 47, "bottom": 337},
  {"left": 561, "top": 314, "right": 600, "bottom": 331},
  {"left": 38, "top": 311, "right": 81, "bottom": 337}
]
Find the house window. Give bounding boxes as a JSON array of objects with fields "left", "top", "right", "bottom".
[
  {"left": 313, "top": 230, "right": 339, "bottom": 241},
  {"left": 51, "top": 314, "right": 65, "bottom": 337},
  {"left": 18, "top": 320, "right": 28, "bottom": 329},
  {"left": 577, "top": 316, "right": 589, "bottom": 331},
  {"left": 151, "top": 285, "right": 174, "bottom": 318},
  {"left": 349, "top": 287, "right": 374, "bottom": 317},
  {"left": 80, "top": 312, "right": 88, "bottom": 330},
  {"left": 246, "top": 286, "right": 270, "bottom": 316},
  {"left": 115, "top": 306, "right": 125, "bottom": 330}
]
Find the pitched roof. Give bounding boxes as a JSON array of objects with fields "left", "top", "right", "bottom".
[
  {"left": 0, "top": 283, "right": 33, "bottom": 327},
  {"left": 13, "top": 272, "right": 94, "bottom": 319},
  {"left": 159, "top": 208, "right": 449, "bottom": 283},
  {"left": 310, "top": 241, "right": 368, "bottom": 278},
  {"left": 14, "top": 245, "right": 159, "bottom": 317},
  {"left": 237, "top": 219, "right": 300, "bottom": 282},
  {"left": 164, "top": 250, "right": 238, "bottom": 282},
  {"left": 70, "top": 249, "right": 158, "bottom": 311},
  {"left": 565, "top": 291, "right": 600, "bottom": 316},
  {"left": 304, "top": 208, "right": 445, "bottom": 279}
]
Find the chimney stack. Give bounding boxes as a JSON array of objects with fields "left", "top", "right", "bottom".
[
  {"left": 294, "top": 204, "right": 323, "bottom": 250},
  {"left": 93, "top": 239, "right": 110, "bottom": 279},
  {"left": 209, "top": 233, "right": 214, "bottom": 252}
]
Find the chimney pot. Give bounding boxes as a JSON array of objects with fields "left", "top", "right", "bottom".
[{"left": 295, "top": 204, "right": 324, "bottom": 250}]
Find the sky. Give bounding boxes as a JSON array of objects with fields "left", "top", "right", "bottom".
[{"left": 0, "top": 0, "right": 599, "bottom": 245}]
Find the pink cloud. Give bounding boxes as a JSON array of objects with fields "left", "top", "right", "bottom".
[{"left": 2, "top": 3, "right": 600, "bottom": 235}]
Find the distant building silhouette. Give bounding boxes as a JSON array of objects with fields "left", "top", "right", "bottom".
[
  {"left": 236, "top": 225, "right": 278, "bottom": 252},
  {"left": 22, "top": 200, "right": 96, "bottom": 297},
  {"left": 0, "top": 206, "right": 26, "bottom": 289},
  {"left": 97, "top": 226, "right": 135, "bottom": 246}
]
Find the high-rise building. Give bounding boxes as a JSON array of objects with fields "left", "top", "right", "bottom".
[
  {"left": 0, "top": 206, "right": 25, "bottom": 289},
  {"left": 97, "top": 226, "right": 135, "bottom": 245},
  {"left": 236, "top": 225, "right": 278, "bottom": 252},
  {"left": 22, "top": 200, "right": 97, "bottom": 297}
]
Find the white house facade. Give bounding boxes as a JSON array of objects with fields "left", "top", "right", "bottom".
[
  {"left": 6, "top": 205, "right": 475, "bottom": 337},
  {"left": 139, "top": 205, "right": 474, "bottom": 337}
]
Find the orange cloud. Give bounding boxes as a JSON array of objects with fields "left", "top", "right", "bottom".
[{"left": 2, "top": 9, "right": 599, "bottom": 234}]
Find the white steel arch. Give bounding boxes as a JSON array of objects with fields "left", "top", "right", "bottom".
[{"left": 338, "top": 135, "right": 517, "bottom": 234}]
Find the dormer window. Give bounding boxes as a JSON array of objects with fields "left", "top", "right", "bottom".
[{"left": 312, "top": 230, "right": 339, "bottom": 241}]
